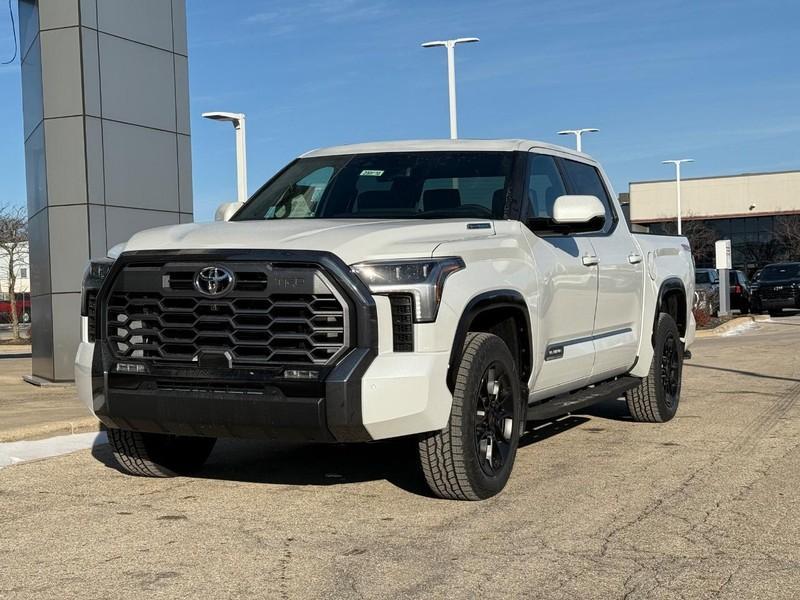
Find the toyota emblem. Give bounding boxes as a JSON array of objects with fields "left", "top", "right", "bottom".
[{"left": 194, "top": 266, "right": 235, "bottom": 297}]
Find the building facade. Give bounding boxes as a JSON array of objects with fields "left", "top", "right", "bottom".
[{"left": 629, "top": 170, "right": 800, "bottom": 273}]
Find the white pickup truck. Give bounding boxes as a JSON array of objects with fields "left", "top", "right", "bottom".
[{"left": 76, "top": 139, "right": 695, "bottom": 500}]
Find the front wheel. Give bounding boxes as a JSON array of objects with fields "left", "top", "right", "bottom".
[
  {"left": 625, "top": 312, "right": 683, "bottom": 423},
  {"left": 418, "top": 332, "right": 523, "bottom": 500},
  {"left": 107, "top": 429, "right": 216, "bottom": 477}
]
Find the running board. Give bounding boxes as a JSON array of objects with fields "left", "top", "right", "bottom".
[{"left": 527, "top": 376, "right": 641, "bottom": 421}]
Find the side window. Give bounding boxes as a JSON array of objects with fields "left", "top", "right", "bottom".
[
  {"left": 559, "top": 159, "right": 616, "bottom": 232},
  {"left": 526, "top": 154, "right": 567, "bottom": 229}
]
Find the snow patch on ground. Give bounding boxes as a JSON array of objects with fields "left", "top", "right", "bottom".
[
  {"left": 721, "top": 320, "right": 760, "bottom": 337},
  {"left": 0, "top": 432, "right": 107, "bottom": 470}
]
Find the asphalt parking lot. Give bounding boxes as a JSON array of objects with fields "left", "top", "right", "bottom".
[{"left": 2, "top": 315, "right": 800, "bottom": 599}]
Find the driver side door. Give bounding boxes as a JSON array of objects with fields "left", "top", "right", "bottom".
[{"left": 520, "top": 153, "right": 599, "bottom": 399}]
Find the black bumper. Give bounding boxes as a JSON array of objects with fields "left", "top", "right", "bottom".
[{"left": 89, "top": 250, "right": 378, "bottom": 443}]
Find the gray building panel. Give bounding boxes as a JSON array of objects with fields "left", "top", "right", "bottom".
[
  {"left": 102, "top": 121, "right": 179, "bottom": 211},
  {"left": 40, "top": 27, "right": 83, "bottom": 119},
  {"left": 23, "top": 122, "right": 47, "bottom": 216},
  {"left": 20, "top": 35, "right": 42, "bottom": 139},
  {"left": 171, "top": 0, "right": 188, "bottom": 56},
  {"left": 105, "top": 206, "right": 180, "bottom": 248},
  {"left": 27, "top": 208, "right": 51, "bottom": 296},
  {"left": 98, "top": 33, "right": 177, "bottom": 131},
  {"left": 79, "top": 0, "right": 97, "bottom": 29},
  {"left": 43, "top": 116, "right": 87, "bottom": 207},
  {"left": 80, "top": 27, "right": 101, "bottom": 117},
  {"left": 30, "top": 294, "right": 54, "bottom": 380},
  {"left": 84, "top": 116, "right": 104, "bottom": 205},
  {"left": 48, "top": 206, "right": 90, "bottom": 294},
  {"left": 38, "top": 0, "right": 79, "bottom": 30},
  {"left": 96, "top": 0, "right": 174, "bottom": 51},
  {"left": 18, "top": 0, "right": 192, "bottom": 381}
]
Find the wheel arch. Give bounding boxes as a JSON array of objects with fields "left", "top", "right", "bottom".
[
  {"left": 447, "top": 290, "right": 532, "bottom": 391},
  {"left": 656, "top": 278, "right": 687, "bottom": 338}
]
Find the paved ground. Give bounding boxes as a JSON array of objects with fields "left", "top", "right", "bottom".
[
  {"left": 0, "top": 355, "right": 93, "bottom": 442},
  {"left": 2, "top": 316, "right": 800, "bottom": 599}
]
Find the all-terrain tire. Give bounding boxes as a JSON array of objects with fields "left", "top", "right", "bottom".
[
  {"left": 418, "top": 332, "right": 523, "bottom": 500},
  {"left": 626, "top": 312, "right": 683, "bottom": 423},
  {"left": 107, "top": 429, "right": 216, "bottom": 477}
]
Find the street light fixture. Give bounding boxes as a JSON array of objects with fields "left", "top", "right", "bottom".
[
  {"left": 421, "top": 37, "right": 480, "bottom": 139},
  {"left": 202, "top": 111, "right": 249, "bottom": 204},
  {"left": 662, "top": 159, "right": 694, "bottom": 235},
  {"left": 557, "top": 128, "right": 599, "bottom": 153}
]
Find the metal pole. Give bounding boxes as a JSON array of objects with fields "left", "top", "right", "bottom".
[
  {"left": 676, "top": 162, "right": 682, "bottom": 235},
  {"left": 234, "top": 117, "right": 248, "bottom": 204},
  {"left": 446, "top": 42, "right": 457, "bottom": 139}
]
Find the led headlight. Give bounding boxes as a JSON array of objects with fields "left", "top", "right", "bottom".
[
  {"left": 81, "top": 257, "right": 115, "bottom": 316},
  {"left": 351, "top": 257, "right": 465, "bottom": 322}
]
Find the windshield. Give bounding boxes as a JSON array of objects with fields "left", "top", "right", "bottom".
[
  {"left": 760, "top": 263, "right": 800, "bottom": 282},
  {"left": 233, "top": 152, "right": 514, "bottom": 221}
]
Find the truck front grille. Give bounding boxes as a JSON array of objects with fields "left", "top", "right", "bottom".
[{"left": 104, "top": 263, "right": 348, "bottom": 368}]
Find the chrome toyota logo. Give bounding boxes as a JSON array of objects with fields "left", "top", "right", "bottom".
[{"left": 194, "top": 266, "right": 234, "bottom": 296}]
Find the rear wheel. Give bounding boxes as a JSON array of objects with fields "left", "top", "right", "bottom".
[
  {"left": 626, "top": 312, "right": 683, "bottom": 423},
  {"left": 769, "top": 310, "right": 782, "bottom": 317},
  {"left": 107, "top": 429, "right": 216, "bottom": 477},
  {"left": 418, "top": 332, "right": 523, "bottom": 500}
]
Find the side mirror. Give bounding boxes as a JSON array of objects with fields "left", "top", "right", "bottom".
[
  {"left": 552, "top": 195, "right": 606, "bottom": 232},
  {"left": 214, "top": 201, "right": 241, "bottom": 222}
]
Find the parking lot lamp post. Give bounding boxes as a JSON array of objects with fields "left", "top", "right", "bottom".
[
  {"left": 421, "top": 38, "right": 480, "bottom": 139},
  {"left": 662, "top": 159, "right": 694, "bottom": 235},
  {"left": 557, "top": 128, "right": 599, "bottom": 153},
  {"left": 202, "top": 112, "right": 249, "bottom": 204}
]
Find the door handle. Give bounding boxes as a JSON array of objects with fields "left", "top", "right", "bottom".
[
  {"left": 628, "top": 253, "right": 643, "bottom": 264},
  {"left": 582, "top": 254, "right": 599, "bottom": 267}
]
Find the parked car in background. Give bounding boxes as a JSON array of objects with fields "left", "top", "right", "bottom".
[
  {"left": 729, "top": 270, "right": 751, "bottom": 313},
  {"left": 695, "top": 269, "right": 719, "bottom": 315},
  {"left": 751, "top": 262, "right": 800, "bottom": 316}
]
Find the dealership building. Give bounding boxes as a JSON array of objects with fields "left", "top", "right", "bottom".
[{"left": 627, "top": 170, "right": 800, "bottom": 272}]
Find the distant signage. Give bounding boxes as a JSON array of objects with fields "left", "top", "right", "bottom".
[{"left": 715, "top": 239, "right": 732, "bottom": 270}]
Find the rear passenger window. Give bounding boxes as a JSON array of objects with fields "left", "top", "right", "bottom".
[
  {"left": 526, "top": 155, "right": 567, "bottom": 231},
  {"left": 559, "top": 159, "right": 616, "bottom": 232}
]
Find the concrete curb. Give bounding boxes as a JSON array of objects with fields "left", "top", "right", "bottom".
[
  {"left": 695, "top": 315, "right": 770, "bottom": 338},
  {"left": 0, "top": 417, "right": 102, "bottom": 443}
]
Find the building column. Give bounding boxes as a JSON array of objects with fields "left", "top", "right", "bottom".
[{"left": 19, "top": 0, "right": 193, "bottom": 382}]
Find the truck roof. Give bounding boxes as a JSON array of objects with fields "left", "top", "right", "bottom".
[{"left": 301, "top": 139, "right": 592, "bottom": 160}]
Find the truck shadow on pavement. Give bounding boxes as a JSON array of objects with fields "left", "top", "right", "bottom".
[{"left": 90, "top": 408, "right": 619, "bottom": 497}]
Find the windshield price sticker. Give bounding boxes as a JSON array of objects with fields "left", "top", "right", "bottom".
[{"left": 360, "top": 170, "right": 384, "bottom": 177}]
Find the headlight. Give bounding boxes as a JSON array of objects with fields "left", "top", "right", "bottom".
[
  {"left": 351, "top": 257, "right": 465, "bottom": 322},
  {"left": 81, "top": 258, "right": 115, "bottom": 317}
]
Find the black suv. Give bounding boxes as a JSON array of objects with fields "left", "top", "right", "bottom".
[{"left": 751, "top": 262, "right": 800, "bottom": 316}]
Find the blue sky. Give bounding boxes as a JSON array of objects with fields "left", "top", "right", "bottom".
[{"left": 1, "top": 0, "right": 799, "bottom": 221}]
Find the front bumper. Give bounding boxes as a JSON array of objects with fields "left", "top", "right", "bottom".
[
  {"left": 75, "top": 336, "right": 451, "bottom": 443},
  {"left": 75, "top": 248, "right": 454, "bottom": 443}
]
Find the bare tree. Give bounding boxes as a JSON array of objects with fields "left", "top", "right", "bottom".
[
  {"left": 662, "top": 218, "right": 718, "bottom": 266},
  {"left": 0, "top": 206, "right": 29, "bottom": 340},
  {"left": 774, "top": 215, "right": 800, "bottom": 261}
]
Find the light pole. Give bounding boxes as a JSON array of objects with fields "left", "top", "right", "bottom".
[
  {"left": 662, "top": 159, "right": 694, "bottom": 235},
  {"left": 202, "top": 111, "right": 249, "bottom": 204},
  {"left": 557, "top": 128, "right": 599, "bottom": 153},
  {"left": 421, "top": 37, "right": 479, "bottom": 139}
]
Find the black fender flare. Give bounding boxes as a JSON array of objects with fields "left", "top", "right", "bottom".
[
  {"left": 655, "top": 277, "right": 687, "bottom": 336},
  {"left": 447, "top": 290, "right": 532, "bottom": 390}
]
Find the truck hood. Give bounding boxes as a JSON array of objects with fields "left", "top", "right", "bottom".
[{"left": 113, "top": 219, "right": 496, "bottom": 265}]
